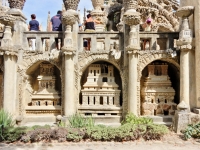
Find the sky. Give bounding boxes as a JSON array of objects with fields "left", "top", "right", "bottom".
[{"left": 22, "top": 0, "right": 93, "bottom": 31}]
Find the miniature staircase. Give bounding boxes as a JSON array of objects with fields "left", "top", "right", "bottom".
[{"left": 148, "top": 115, "right": 173, "bottom": 126}]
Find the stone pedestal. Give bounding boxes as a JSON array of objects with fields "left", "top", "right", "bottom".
[{"left": 174, "top": 110, "right": 190, "bottom": 133}]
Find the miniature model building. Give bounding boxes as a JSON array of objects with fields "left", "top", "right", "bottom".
[
  {"left": 80, "top": 64, "right": 121, "bottom": 124},
  {"left": 141, "top": 63, "right": 177, "bottom": 116},
  {"left": 26, "top": 63, "right": 61, "bottom": 115}
]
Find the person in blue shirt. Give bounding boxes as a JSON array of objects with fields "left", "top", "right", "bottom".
[
  {"left": 51, "top": 10, "right": 62, "bottom": 31},
  {"left": 28, "top": 14, "right": 40, "bottom": 51},
  {"left": 50, "top": 10, "right": 62, "bottom": 49}
]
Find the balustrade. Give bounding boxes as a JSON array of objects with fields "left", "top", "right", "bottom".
[
  {"left": 23, "top": 31, "right": 63, "bottom": 52},
  {"left": 78, "top": 32, "right": 122, "bottom": 52}
]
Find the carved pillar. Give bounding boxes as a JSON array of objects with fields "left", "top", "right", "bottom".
[
  {"left": 82, "top": 95, "right": 88, "bottom": 105},
  {"left": 174, "top": 6, "right": 194, "bottom": 133},
  {"left": 62, "top": 49, "right": 75, "bottom": 116},
  {"left": 124, "top": 0, "right": 141, "bottom": 115},
  {"left": 103, "top": 96, "right": 107, "bottom": 106},
  {"left": 0, "top": 15, "right": 18, "bottom": 114},
  {"left": 176, "top": 6, "right": 194, "bottom": 109},
  {"left": 61, "top": 9, "right": 78, "bottom": 117},
  {"left": 95, "top": 96, "right": 100, "bottom": 105},
  {"left": 3, "top": 54, "right": 17, "bottom": 114}
]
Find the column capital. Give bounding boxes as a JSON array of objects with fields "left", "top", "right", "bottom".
[
  {"left": 0, "top": 14, "right": 16, "bottom": 27},
  {"left": 8, "top": 0, "right": 26, "bottom": 10},
  {"left": 124, "top": 10, "right": 140, "bottom": 26},
  {"left": 0, "top": 48, "right": 18, "bottom": 56},
  {"left": 63, "top": 0, "right": 80, "bottom": 11},
  {"left": 126, "top": 47, "right": 140, "bottom": 54},
  {"left": 61, "top": 47, "right": 76, "bottom": 56},
  {"left": 61, "top": 10, "right": 78, "bottom": 27}
]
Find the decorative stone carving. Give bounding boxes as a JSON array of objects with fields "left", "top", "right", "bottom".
[
  {"left": 176, "top": 6, "right": 194, "bottom": 49},
  {"left": 0, "top": 14, "right": 16, "bottom": 26},
  {"left": 63, "top": 0, "right": 80, "bottom": 11},
  {"left": 124, "top": 0, "right": 138, "bottom": 11},
  {"left": 62, "top": 12, "right": 78, "bottom": 26},
  {"left": 26, "top": 63, "right": 61, "bottom": 115},
  {"left": 91, "top": 0, "right": 104, "bottom": 10},
  {"left": 91, "top": 0, "right": 107, "bottom": 31},
  {"left": 61, "top": 11, "right": 78, "bottom": 50},
  {"left": 8, "top": 0, "right": 26, "bottom": 10},
  {"left": 80, "top": 63, "right": 122, "bottom": 123},
  {"left": 110, "top": 43, "right": 121, "bottom": 60},
  {"left": 0, "top": 14, "right": 16, "bottom": 51},
  {"left": 141, "top": 63, "right": 177, "bottom": 116},
  {"left": 137, "top": 0, "right": 179, "bottom": 32}
]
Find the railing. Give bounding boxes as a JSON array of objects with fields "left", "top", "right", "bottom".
[
  {"left": 78, "top": 31, "right": 123, "bottom": 53},
  {"left": 22, "top": 31, "right": 179, "bottom": 53},
  {"left": 139, "top": 32, "right": 179, "bottom": 50},
  {"left": 23, "top": 31, "right": 63, "bottom": 52}
]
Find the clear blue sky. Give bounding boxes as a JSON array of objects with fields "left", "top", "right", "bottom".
[{"left": 22, "top": 0, "right": 93, "bottom": 31}]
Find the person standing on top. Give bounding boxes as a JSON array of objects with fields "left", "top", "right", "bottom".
[
  {"left": 28, "top": 14, "right": 40, "bottom": 51},
  {"left": 51, "top": 10, "right": 62, "bottom": 31},
  {"left": 50, "top": 10, "right": 62, "bottom": 49},
  {"left": 84, "top": 14, "right": 101, "bottom": 32}
]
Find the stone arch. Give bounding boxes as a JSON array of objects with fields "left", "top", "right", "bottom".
[
  {"left": 18, "top": 54, "right": 62, "bottom": 116},
  {"left": 22, "top": 54, "right": 61, "bottom": 74},
  {"left": 139, "top": 53, "right": 179, "bottom": 74},
  {"left": 78, "top": 54, "right": 122, "bottom": 76}
]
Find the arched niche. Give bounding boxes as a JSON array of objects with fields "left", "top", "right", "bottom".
[
  {"left": 140, "top": 60, "right": 180, "bottom": 116},
  {"left": 26, "top": 61, "right": 61, "bottom": 94},
  {"left": 80, "top": 61, "right": 122, "bottom": 105}
]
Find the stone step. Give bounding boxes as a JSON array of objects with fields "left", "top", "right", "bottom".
[
  {"left": 22, "top": 116, "right": 57, "bottom": 126},
  {"left": 148, "top": 115, "right": 173, "bottom": 123}
]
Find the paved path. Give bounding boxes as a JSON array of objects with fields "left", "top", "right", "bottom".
[
  {"left": 0, "top": 133, "right": 200, "bottom": 150},
  {"left": 0, "top": 140, "right": 200, "bottom": 150}
]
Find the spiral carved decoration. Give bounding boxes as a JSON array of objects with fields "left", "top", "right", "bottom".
[
  {"left": 63, "top": 0, "right": 80, "bottom": 11},
  {"left": 8, "top": 0, "right": 26, "bottom": 10}
]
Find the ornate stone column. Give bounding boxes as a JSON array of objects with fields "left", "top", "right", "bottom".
[
  {"left": 7, "top": 0, "right": 27, "bottom": 49},
  {"left": 61, "top": 5, "right": 78, "bottom": 117},
  {"left": 0, "top": 15, "right": 18, "bottom": 115},
  {"left": 124, "top": 0, "right": 141, "bottom": 115},
  {"left": 91, "top": 0, "right": 107, "bottom": 31},
  {"left": 0, "top": 15, "right": 16, "bottom": 49},
  {"left": 176, "top": 6, "right": 194, "bottom": 109},
  {"left": 174, "top": 6, "right": 194, "bottom": 133}
]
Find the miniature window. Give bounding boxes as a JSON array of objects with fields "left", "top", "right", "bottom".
[{"left": 102, "top": 77, "right": 108, "bottom": 82}]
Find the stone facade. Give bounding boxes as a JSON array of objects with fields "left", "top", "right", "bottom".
[{"left": 0, "top": 0, "right": 199, "bottom": 129}]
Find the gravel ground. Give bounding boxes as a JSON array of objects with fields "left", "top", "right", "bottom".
[{"left": 0, "top": 132, "right": 200, "bottom": 150}]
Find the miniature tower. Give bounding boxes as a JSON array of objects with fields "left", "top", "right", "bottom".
[{"left": 80, "top": 64, "right": 121, "bottom": 124}]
